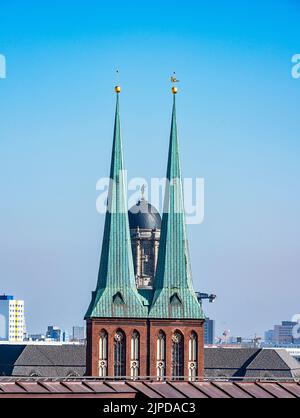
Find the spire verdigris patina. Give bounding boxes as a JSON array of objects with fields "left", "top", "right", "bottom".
[
  {"left": 149, "top": 91, "right": 204, "bottom": 320},
  {"left": 85, "top": 88, "right": 146, "bottom": 318}
]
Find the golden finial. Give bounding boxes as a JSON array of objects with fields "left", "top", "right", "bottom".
[
  {"left": 115, "top": 69, "right": 121, "bottom": 93},
  {"left": 171, "top": 72, "right": 179, "bottom": 94}
]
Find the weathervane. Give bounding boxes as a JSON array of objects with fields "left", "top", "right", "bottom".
[
  {"left": 171, "top": 72, "right": 180, "bottom": 83},
  {"left": 171, "top": 72, "right": 180, "bottom": 94}
]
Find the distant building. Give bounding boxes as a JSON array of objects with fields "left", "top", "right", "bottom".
[
  {"left": 72, "top": 326, "right": 85, "bottom": 342},
  {"left": 62, "top": 330, "right": 69, "bottom": 343},
  {"left": 46, "top": 326, "right": 62, "bottom": 342},
  {"left": 27, "top": 334, "right": 46, "bottom": 342},
  {"left": 265, "top": 321, "right": 300, "bottom": 345},
  {"left": 265, "top": 329, "right": 274, "bottom": 343},
  {"left": 204, "top": 318, "right": 215, "bottom": 345},
  {"left": 274, "top": 322, "right": 294, "bottom": 344},
  {"left": 0, "top": 295, "right": 26, "bottom": 342}
]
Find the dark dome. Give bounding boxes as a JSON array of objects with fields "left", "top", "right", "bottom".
[{"left": 128, "top": 199, "right": 162, "bottom": 230}]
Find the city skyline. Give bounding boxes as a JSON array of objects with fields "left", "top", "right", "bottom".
[{"left": 1, "top": 0, "right": 299, "bottom": 338}]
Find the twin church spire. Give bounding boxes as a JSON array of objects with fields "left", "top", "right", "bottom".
[
  {"left": 85, "top": 85, "right": 204, "bottom": 320},
  {"left": 85, "top": 88, "right": 146, "bottom": 318}
]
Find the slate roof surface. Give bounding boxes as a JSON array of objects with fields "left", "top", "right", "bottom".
[
  {"left": 204, "top": 348, "right": 300, "bottom": 379},
  {"left": 1, "top": 345, "right": 300, "bottom": 380},
  {"left": 204, "top": 348, "right": 260, "bottom": 370},
  {"left": 0, "top": 345, "right": 86, "bottom": 377},
  {"left": 245, "top": 349, "right": 300, "bottom": 379}
]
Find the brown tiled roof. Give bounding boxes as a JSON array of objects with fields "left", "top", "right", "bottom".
[{"left": 0, "top": 379, "right": 299, "bottom": 398}]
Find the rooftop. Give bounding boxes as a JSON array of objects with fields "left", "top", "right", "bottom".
[
  {"left": 0, "top": 378, "right": 299, "bottom": 398},
  {"left": 1, "top": 345, "right": 299, "bottom": 380}
]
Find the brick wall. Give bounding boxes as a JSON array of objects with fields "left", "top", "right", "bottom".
[{"left": 86, "top": 318, "right": 204, "bottom": 379}]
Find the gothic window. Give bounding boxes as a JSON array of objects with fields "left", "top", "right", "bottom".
[
  {"left": 114, "top": 330, "right": 126, "bottom": 378},
  {"left": 130, "top": 331, "right": 140, "bottom": 379},
  {"left": 156, "top": 331, "right": 166, "bottom": 380},
  {"left": 99, "top": 330, "right": 108, "bottom": 378},
  {"left": 188, "top": 332, "right": 198, "bottom": 381},
  {"left": 172, "top": 331, "right": 184, "bottom": 380}
]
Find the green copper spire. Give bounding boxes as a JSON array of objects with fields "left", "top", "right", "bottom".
[
  {"left": 149, "top": 92, "right": 204, "bottom": 319},
  {"left": 85, "top": 90, "right": 146, "bottom": 318}
]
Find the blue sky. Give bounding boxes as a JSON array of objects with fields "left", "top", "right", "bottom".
[{"left": 0, "top": 0, "right": 299, "bottom": 338}]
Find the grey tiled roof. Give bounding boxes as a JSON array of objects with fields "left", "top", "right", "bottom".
[
  {"left": 204, "top": 348, "right": 300, "bottom": 379},
  {"left": 204, "top": 348, "right": 259, "bottom": 370},
  {"left": 0, "top": 345, "right": 86, "bottom": 377},
  {"left": 245, "top": 349, "right": 300, "bottom": 379},
  {"left": 1, "top": 345, "right": 299, "bottom": 379}
]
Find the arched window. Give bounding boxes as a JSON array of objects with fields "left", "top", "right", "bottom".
[
  {"left": 99, "top": 330, "right": 108, "bottom": 378},
  {"left": 156, "top": 331, "right": 166, "bottom": 380},
  {"left": 130, "top": 331, "right": 140, "bottom": 379},
  {"left": 188, "top": 332, "right": 198, "bottom": 381},
  {"left": 172, "top": 331, "right": 184, "bottom": 380},
  {"left": 114, "top": 330, "right": 126, "bottom": 378}
]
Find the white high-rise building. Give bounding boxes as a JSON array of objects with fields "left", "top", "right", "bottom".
[{"left": 0, "top": 295, "right": 26, "bottom": 342}]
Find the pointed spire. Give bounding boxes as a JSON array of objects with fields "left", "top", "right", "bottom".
[
  {"left": 149, "top": 91, "right": 204, "bottom": 319},
  {"left": 85, "top": 88, "right": 146, "bottom": 318}
]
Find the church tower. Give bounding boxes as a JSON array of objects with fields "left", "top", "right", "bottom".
[
  {"left": 148, "top": 87, "right": 205, "bottom": 379},
  {"left": 85, "top": 85, "right": 205, "bottom": 380},
  {"left": 85, "top": 87, "right": 148, "bottom": 378}
]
